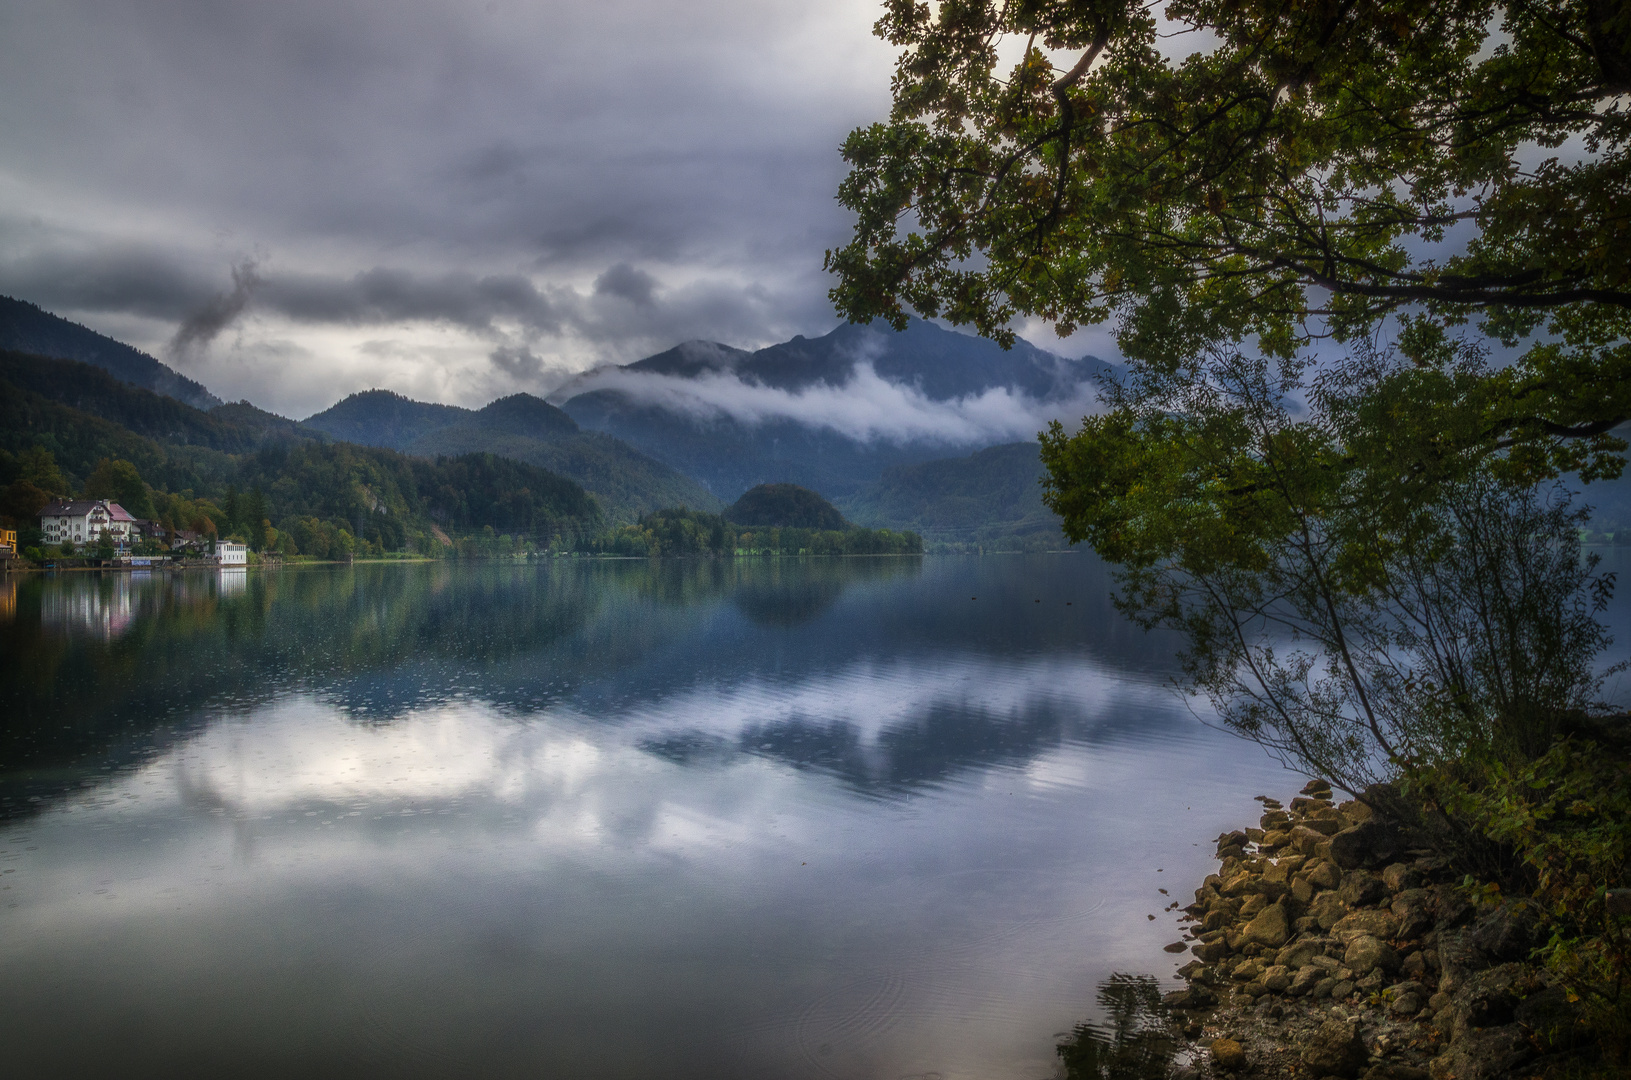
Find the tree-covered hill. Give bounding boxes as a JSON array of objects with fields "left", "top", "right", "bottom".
[
  {"left": 726, "top": 483, "right": 847, "bottom": 530},
  {"left": 838, "top": 442, "right": 1065, "bottom": 547},
  {"left": 0, "top": 350, "right": 320, "bottom": 453},
  {"left": 308, "top": 387, "right": 722, "bottom": 522},
  {"left": 0, "top": 367, "right": 604, "bottom": 556},
  {"left": 0, "top": 295, "right": 221, "bottom": 410}
]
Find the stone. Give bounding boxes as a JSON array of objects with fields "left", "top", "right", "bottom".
[
  {"left": 1301, "top": 779, "right": 1334, "bottom": 796},
  {"left": 1261, "top": 964, "right": 1293, "bottom": 992},
  {"left": 1300, "top": 1017, "right": 1368, "bottom": 1078},
  {"left": 1345, "top": 935, "right": 1401, "bottom": 978},
  {"left": 1217, "top": 843, "right": 1245, "bottom": 862},
  {"left": 1203, "top": 908, "right": 1232, "bottom": 931},
  {"left": 1291, "top": 964, "right": 1325, "bottom": 996},
  {"left": 1338, "top": 799, "right": 1375, "bottom": 824},
  {"left": 1261, "top": 830, "right": 1290, "bottom": 849},
  {"left": 1364, "top": 1066, "right": 1430, "bottom": 1080},
  {"left": 1191, "top": 939, "right": 1229, "bottom": 962},
  {"left": 1210, "top": 1037, "right": 1247, "bottom": 1071},
  {"left": 1389, "top": 991, "right": 1424, "bottom": 1015},
  {"left": 1328, "top": 820, "right": 1401, "bottom": 870},
  {"left": 1381, "top": 862, "right": 1424, "bottom": 892},
  {"left": 1391, "top": 888, "right": 1436, "bottom": 940},
  {"left": 1467, "top": 900, "right": 1540, "bottom": 963},
  {"left": 1302, "top": 816, "right": 1345, "bottom": 836},
  {"left": 1177, "top": 959, "right": 1209, "bottom": 979},
  {"left": 1333, "top": 909, "right": 1401, "bottom": 944},
  {"left": 1399, "top": 950, "right": 1429, "bottom": 981},
  {"left": 1291, "top": 795, "right": 1334, "bottom": 812},
  {"left": 1427, "top": 1024, "right": 1533, "bottom": 1080},
  {"left": 1441, "top": 962, "right": 1534, "bottom": 1043},
  {"left": 1331, "top": 978, "right": 1356, "bottom": 999},
  {"left": 1240, "top": 893, "right": 1269, "bottom": 918},
  {"left": 1356, "top": 969, "right": 1387, "bottom": 992},
  {"left": 1232, "top": 957, "right": 1266, "bottom": 981},
  {"left": 1244, "top": 903, "right": 1291, "bottom": 948},
  {"left": 1291, "top": 824, "right": 1332, "bottom": 856},
  {"left": 1221, "top": 871, "right": 1259, "bottom": 897},
  {"left": 1163, "top": 941, "right": 1189, "bottom": 953},
  {"left": 1338, "top": 869, "right": 1389, "bottom": 907},
  {"left": 1245, "top": 827, "right": 1266, "bottom": 843},
  {"left": 1306, "top": 860, "right": 1343, "bottom": 889},
  {"left": 1312, "top": 976, "right": 1339, "bottom": 998},
  {"left": 1262, "top": 810, "right": 1292, "bottom": 830},
  {"left": 1310, "top": 892, "right": 1349, "bottom": 931},
  {"left": 1277, "top": 938, "right": 1329, "bottom": 970},
  {"left": 1292, "top": 876, "right": 1317, "bottom": 904}
]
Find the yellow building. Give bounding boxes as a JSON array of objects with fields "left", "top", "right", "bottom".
[{"left": 0, "top": 527, "right": 16, "bottom": 553}]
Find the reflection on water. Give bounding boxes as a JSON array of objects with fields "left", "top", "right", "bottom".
[
  {"left": 1057, "top": 974, "right": 1182, "bottom": 1080},
  {"left": 1, "top": 557, "right": 1295, "bottom": 1078}
]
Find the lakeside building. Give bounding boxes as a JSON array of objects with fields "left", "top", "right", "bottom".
[
  {"left": 213, "top": 542, "right": 248, "bottom": 566},
  {"left": 0, "top": 527, "right": 15, "bottom": 553},
  {"left": 39, "top": 500, "right": 137, "bottom": 553}
]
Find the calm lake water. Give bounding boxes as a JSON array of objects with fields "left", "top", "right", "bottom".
[{"left": 5, "top": 553, "right": 1620, "bottom": 1079}]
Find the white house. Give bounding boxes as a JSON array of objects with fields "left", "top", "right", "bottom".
[
  {"left": 39, "top": 500, "right": 137, "bottom": 552},
  {"left": 213, "top": 541, "right": 248, "bottom": 566}
]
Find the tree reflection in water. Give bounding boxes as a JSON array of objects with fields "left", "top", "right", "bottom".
[{"left": 1056, "top": 973, "right": 1184, "bottom": 1080}]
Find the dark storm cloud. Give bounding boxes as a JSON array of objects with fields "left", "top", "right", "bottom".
[
  {"left": 0, "top": 0, "right": 899, "bottom": 408},
  {"left": 172, "top": 261, "right": 262, "bottom": 354}
]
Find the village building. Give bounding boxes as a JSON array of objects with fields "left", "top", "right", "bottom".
[
  {"left": 38, "top": 500, "right": 138, "bottom": 553},
  {"left": 213, "top": 541, "right": 248, "bottom": 566}
]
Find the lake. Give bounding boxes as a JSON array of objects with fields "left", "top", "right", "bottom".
[{"left": 8, "top": 552, "right": 1606, "bottom": 1079}]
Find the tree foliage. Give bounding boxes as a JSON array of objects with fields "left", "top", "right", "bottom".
[{"left": 829, "top": 0, "right": 1631, "bottom": 471}]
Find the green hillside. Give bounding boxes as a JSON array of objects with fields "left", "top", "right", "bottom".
[
  {"left": 310, "top": 388, "right": 722, "bottom": 523},
  {"left": 726, "top": 484, "right": 846, "bottom": 530},
  {"left": 0, "top": 357, "right": 603, "bottom": 558},
  {"left": 838, "top": 442, "right": 1067, "bottom": 549}
]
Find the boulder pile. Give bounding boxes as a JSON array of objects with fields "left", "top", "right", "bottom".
[{"left": 1164, "top": 779, "right": 1565, "bottom": 1080}]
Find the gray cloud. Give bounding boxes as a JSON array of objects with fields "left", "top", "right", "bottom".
[
  {"left": 171, "top": 261, "right": 262, "bottom": 354},
  {"left": 0, "top": 1, "right": 1106, "bottom": 416}
]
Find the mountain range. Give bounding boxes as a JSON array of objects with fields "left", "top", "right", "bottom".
[{"left": 0, "top": 296, "right": 1109, "bottom": 543}]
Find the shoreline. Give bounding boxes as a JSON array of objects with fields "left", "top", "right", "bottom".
[{"left": 1160, "top": 781, "right": 1586, "bottom": 1080}]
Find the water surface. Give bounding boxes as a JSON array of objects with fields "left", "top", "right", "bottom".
[{"left": 0, "top": 556, "right": 1370, "bottom": 1077}]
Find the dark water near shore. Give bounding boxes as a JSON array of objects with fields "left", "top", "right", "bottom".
[{"left": 2, "top": 554, "right": 1622, "bottom": 1079}]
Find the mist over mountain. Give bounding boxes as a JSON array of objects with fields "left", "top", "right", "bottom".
[
  {"left": 0, "top": 295, "right": 222, "bottom": 411},
  {"left": 552, "top": 320, "right": 1114, "bottom": 499}
]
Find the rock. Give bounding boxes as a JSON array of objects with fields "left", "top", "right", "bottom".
[
  {"left": 1339, "top": 869, "right": 1390, "bottom": 907},
  {"left": 1177, "top": 959, "right": 1209, "bottom": 979},
  {"left": 1381, "top": 862, "right": 1424, "bottom": 892},
  {"left": 1291, "top": 964, "right": 1325, "bottom": 995},
  {"left": 1356, "top": 968, "right": 1387, "bottom": 992},
  {"left": 1203, "top": 908, "right": 1232, "bottom": 931},
  {"left": 1301, "top": 779, "right": 1334, "bottom": 796},
  {"left": 1389, "top": 991, "right": 1424, "bottom": 1015},
  {"left": 1312, "top": 976, "right": 1340, "bottom": 998},
  {"left": 1391, "top": 888, "right": 1436, "bottom": 940},
  {"left": 1301, "top": 1017, "right": 1369, "bottom": 1078},
  {"left": 1328, "top": 820, "right": 1401, "bottom": 870},
  {"left": 1262, "top": 809, "right": 1292, "bottom": 830},
  {"left": 1292, "top": 876, "right": 1317, "bottom": 904},
  {"left": 1232, "top": 958, "right": 1266, "bottom": 982},
  {"left": 1364, "top": 1066, "right": 1430, "bottom": 1080},
  {"left": 1331, "top": 978, "right": 1356, "bottom": 998},
  {"left": 1221, "top": 870, "right": 1259, "bottom": 897},
  {"left": 1262, "top": 964, "right": 1293, "bottom": 992},
  {"left": 1428, "top": 1024, "right": 1533, "bottom": 1080},
  {"left": 1441, "top": 962, "right": 1534, "bottom": 1043},
  {"left": 1302, "top": 816, "right": 1345, "bottom": 836},
  {"left": 1291, "top": 795, "right": 1333, "bottom": 812},
  {"left": 1343, "top": 939, "right": 1409, "bottom": 978},
  {"left": 1399, "top": 950, "right": 1429, "bottom": 981},
  {"left": 1306, "top": 860, "right": 1343, "bottom": 890},
  {"left": 1164, "top": 986, "right": 1216, "bottom": 1009},
  {"left": 1310, "top": 892, "right": 1349, "bottom": 931},
  {"left": 1431, "top": 885, "right": 1474, "bottom": 931},
  {"left": 1163, "top": 941, "right": 1188, "bottom": 953},
  {"left": 1240, "top": 893, "right": 1269, "bottom": 918},
  {"left": 1192, "top": 939, "right": 1230, "bottom": 962},
  {"left": 1210, "top": 1037, "right": 1248, "bottom": 1071},
  {"left": 1333, "top": 909, "right": 1401, "bottom": 945},
  {"left": 1244, "top": 903, "right": 1291, "bottom": 948},
  {"left": 1277, "top": 938, "right": 1329, "bottom": 970},
  {"left": 1261, "top": 829, "right": 1290, "bottom": 849},
  {"left": 1468, "top": 900, "right": 1540, "bottom": 963},
  {"left": 1291, "top": 824, "right": 1333, "bottom": 856}
]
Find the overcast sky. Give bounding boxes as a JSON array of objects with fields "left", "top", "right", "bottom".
[{"left": 0, "top": 0, "right": 1114, "bottom": 418}]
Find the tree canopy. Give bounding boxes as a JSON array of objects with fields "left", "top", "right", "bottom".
[{"left": 828, "top": 0, "right": 1630, "bottom": 473}]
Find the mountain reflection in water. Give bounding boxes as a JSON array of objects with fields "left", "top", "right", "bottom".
[{"left": 1, "top": 556, "right": 1297, "bottom": 1079}]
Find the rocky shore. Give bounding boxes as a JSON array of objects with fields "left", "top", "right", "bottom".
[{"left": 1161, "top": 779, "right": 1586, "bottom": 1080}]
